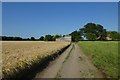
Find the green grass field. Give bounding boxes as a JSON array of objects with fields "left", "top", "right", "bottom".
[{"left": 79, "top": 41, "right": 118, "bottom": 78}]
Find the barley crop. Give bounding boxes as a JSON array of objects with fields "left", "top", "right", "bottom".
[{"left": 2, "top": 41, "right": 70, "bottom": 78}]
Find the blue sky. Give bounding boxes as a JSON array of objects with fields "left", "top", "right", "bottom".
[{"left": 2, "top": 2, "right": 118, "bottom": 38}]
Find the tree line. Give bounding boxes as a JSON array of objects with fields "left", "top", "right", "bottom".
[
  {"left": 0, "top": 34, "right": 62, "bottom": 41},
  {"left": 1, "top": 23, "right": 120, "bottom": 41},
  {"left": 70, "top": 23, "right": 120, "bottom": 41}
]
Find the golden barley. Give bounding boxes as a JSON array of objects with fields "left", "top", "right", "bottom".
[{"left": 2, "top": 41, "right": 70, "bottom": 77}]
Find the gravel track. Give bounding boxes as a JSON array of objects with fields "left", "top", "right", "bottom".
[{"left": 34, "top": 43, "right": 105, "bottom": 79}]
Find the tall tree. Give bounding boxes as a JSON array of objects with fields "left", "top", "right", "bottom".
[
  {"left": 44, "top": 35, "right": 53, "bottom": 41},
  {"left": 85, "top": 33, "right": 97, "bottom": 40},
  {"left": 52, "top": 34, "right": 62, "bottom": 41},
  {"left": 107, "top": 31, "right": 120, "bottom": 40},
  {"left": 39, "top": 36, "right": 44, "bottom": 41},
  {"left": 80, "top": 23, "right": 107, "bottom": 40},
  {"left": 70, "top": 30, "right": 83, "bottom": 42},
  {"left": 31, "top": 37, "right": 35, "bottom": 40}
]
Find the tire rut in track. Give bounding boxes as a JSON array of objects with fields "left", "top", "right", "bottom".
[
  {"left": 34, "top": 43, "right": 105, "bottom": 79},
  {"left": 56, "top": 43, "right": 105, "bottom": 78}
]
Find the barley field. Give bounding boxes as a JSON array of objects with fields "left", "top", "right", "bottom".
[
  {"left": 79, "top": 41, "right": 118, "bottom": 78},
  {"left": 2, "top": 41, "right": 70, "bottom": 78}
]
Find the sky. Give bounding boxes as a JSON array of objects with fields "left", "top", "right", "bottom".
[
  {"left": 2, "top": 2, "right": 118, "bottom": 38},
  {"left": 2, "top": 0, "right": 120, "bottom": 2},
  {"left": 0, "top": 2, "right": 1, "bottom": 36}
]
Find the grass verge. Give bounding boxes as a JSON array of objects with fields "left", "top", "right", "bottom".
[{"left": 79, "top": 41, "right": 118, "bottom": 78}]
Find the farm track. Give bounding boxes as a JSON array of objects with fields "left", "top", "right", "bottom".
[{"left": 34, "top": 43, "right": 105, "bottom": 79}]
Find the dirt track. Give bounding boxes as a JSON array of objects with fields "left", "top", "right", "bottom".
[{"left": 34, "top": 43, "right": 105, "bottom": 78}]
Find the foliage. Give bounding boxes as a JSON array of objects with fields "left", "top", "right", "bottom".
[
  {"left": 84, "top": 33, "right": 97, "bottom": 40},
  {"left": 1, "top": 23, "right": 119, "bottom": 41},
  {"left": 1, "top": 36, "right": 34, "bottom": 41},
  {"left": 80, "top": 23, "right": 107, "bottom": 40},
  {"left": 39, "top": 36, "right": 44, "bottom": 41},
  {"left": 79, "top": 41, "right": 118, "bottom": 78},
  {"left": 1, "top": 36, "right": 22, "bottom": 41},
  {"left": 44, "top": 35, "right": 54, "bottom": 41},
  {"left": 31, "top": 37, "right": 35, "bottom": 40},
  {"left": 44, "top": 34, "right": 62, "bottom": 41},
  {"left": 52, "top": 34, "right": 62, "bottom": 41},
  {"left": 70, "top": 30, "right": 83, "bottom": 42},
  {"left": 107, "top": 31, "right": 120, "bottom": 40}
]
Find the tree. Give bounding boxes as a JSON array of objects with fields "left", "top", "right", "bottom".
[
  {"left": 63, "top": 35, "right": 65, "bottom": 37},
  {"left": 27, "top": 38, "right": 30, "bottom": 40},
  {"left": 107, "top": 31, "right": 120, "bottom": 40},
  {"left": 79, "top": 23, "right": 107, "bottom": 40},
  {"left": 39, "top": 36, "right": 44, "bottom": 41},
  {"left": 70, "top": 30, "right": 83, "bottom": 42},
  {"left": 85, "top": 33, "right": 97, "bottom": 40},
  {"left": 44, "top": 35, "right": 53, "bottom": 41},
  {"left": 31, "top": 37, "right": 35, "bottom": 40},
  {"left": 52, "top": 34, "right": 62, "bottom": 41},
  {"left": 2, "top": 36, "right": 23, "bottom": 41}
]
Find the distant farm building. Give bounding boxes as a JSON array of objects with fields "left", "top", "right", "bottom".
[
  {"left": 97, "top": 34, "right": 112, "bottom": 40},
  {"left": 106, "top": 34, "right": 112, "bottom": 40},
  {"left": 56, "top": 36, "right": 71, "bottom": 42}
]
